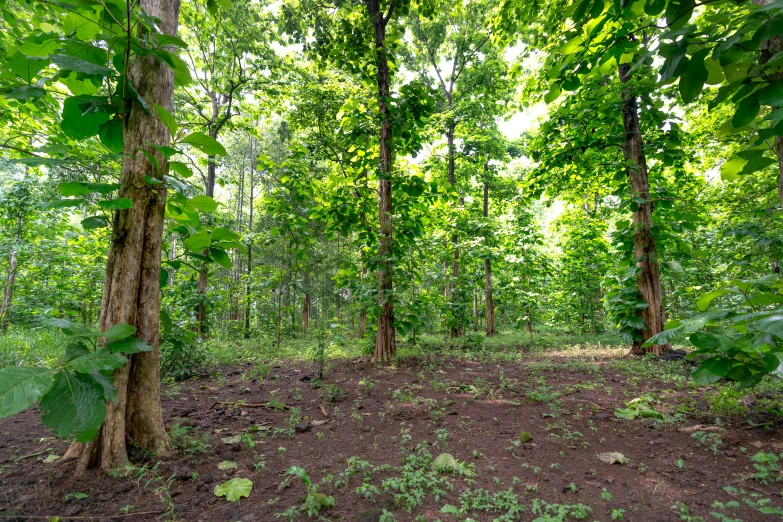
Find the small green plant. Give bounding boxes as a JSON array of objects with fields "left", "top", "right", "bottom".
[
  {"left": 601, "top": 488, "right": 614, "bottom": 501},
  {"left": 276, "top": 466, "right": 335, "bottom": 520},
  {"left": 120, "top": 504, "right": 133, "bottom": 515},
  {"left": 612, "top": 508, "right": 626, "bottom": 520},
  {"left": 325, "top": 383, "right": 344, "bottom": 402},
  {"left": 691, "top": 431, "right": 723, "bottom": 454},
  {"left": 750, "top": 451, "right": 782, "bottom": 484},
  {"left": 278, "top": 446, "right": 287, "bottom": 460}
]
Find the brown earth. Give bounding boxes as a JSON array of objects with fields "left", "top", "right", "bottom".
[{"left": 1, "top": 352, "right": 782, "bottom": 521}]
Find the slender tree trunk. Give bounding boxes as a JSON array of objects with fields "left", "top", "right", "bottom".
[
  {"left": 195, "top": 154, "right": 216, "bottom": 334},
  {"left": 446, "top": 123, "right": 462, "bottom": 338},
  {"left": 302, "top": 274, "right": 311, "bottom": 335},
  {"left": 367, "top": 0, "right": 396, "bottom": 362},
  {"left": 619, "top": 62, "right": 668, "bottom": 355},
  {"left": 0, "top": 249, "right": 18, "bottom": 332},
  {"left": 483, "top": 160, "right": 495, "bottom": 336},
  {"left": 62, "top": 0, "right": 180, "bottom": 474}
]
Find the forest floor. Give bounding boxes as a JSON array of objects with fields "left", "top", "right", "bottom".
[{"left": 2, "top": 340, "right": 783, "bottom": 522}]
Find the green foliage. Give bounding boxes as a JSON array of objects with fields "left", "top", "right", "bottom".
[
  {"left": 0, "top": 319, "right": 147, "bottom": 442},
  {"left": 214, "top": 477, "right": 253, "bottom": 502}
]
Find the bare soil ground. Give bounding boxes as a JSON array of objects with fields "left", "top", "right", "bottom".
[{"left": 2, "top": 348, "right": 782, "bottom": 521}]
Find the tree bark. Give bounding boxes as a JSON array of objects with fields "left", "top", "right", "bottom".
[
  {"left": 754, "top": 0, "right": 783, "bottom": 212},
  {"left": 367, "top": 0, "right": 396, "bottom": 362},
  {"left": 0, "top": 249, "right": 18, "bottom": 332},
  {"left": 63, "top": 0, "right": 180, "bottom": 474},
  {"left": 446, "top": 123, "right": 462, "bottom": 338},
  {"left": 619, "top": 62, "right": 668, "bottom": 355},
  {"left": 302, "top": 273, "right": 310, "bottom": 334},
  {"left": 483, "top": 159, "right": 495, "bottom": 336},
  {"left": 195, "top": 154, "right": 216, "bottom": 334}
]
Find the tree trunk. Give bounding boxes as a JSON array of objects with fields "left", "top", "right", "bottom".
[
  {"left": 619, "top": 62, "right": 668, "bottom": 356},
  {"left": 302, "top": 273, "right": 310, "bottom": 334},
  {"left": 367, "top": 0, "right": 396, "bottom": 362},
  {"left": 0, "top": 249, "right": 18, "bottom": 332},
  {"left": 62, "top": 0, "right": 180, "bottom": 474},
  {"left": 753, "top": 0, "right": 783, "bottom": 212},
  {"left": 195, "top": 154, "right": 216, "bottom": 334},
  {"left": 483, "top": 160, "right": 495, "bottom": 336},
  {"left": 446, "top": 123, "right": 461, "bottom": 338}
]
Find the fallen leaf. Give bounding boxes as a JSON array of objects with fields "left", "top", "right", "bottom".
[
  {"left": 221, "top": 435, "right": 242, "bottom": 444},
  {"left": 218, "top": 461, "right": 238, "bottom": 470},
  {"left": 312, "top": 419, "right": 328, "bottom": 426},
  {"left": 214, "top": 477, "right": 253, "bottom": 502},
  {"left": 596, "top": 452, "right": 627, "bottom": 464},
  {"left": 432, "top": 453, "right": 458, "bottom": 472},
  {"left": 678, "top": 425, "right": 726, "bottom": 434},
  {"left": 42, "top": 454, "right": 60, "bottom": 463}
]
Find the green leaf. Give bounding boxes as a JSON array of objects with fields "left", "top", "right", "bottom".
[
  {"left": 214, "top": 478, "right": 253, "bottom": 502},
  {"left": 0, "top": 367, "right": 56, "bottom": 418},
  {"left": 105, "top": 338, "right": 152, "bottom": 354},
  {"left": 4, "top": 85, "right": 46, "bottom": 100},
  {"left": 99, "top": 118, "right": 124, "bottom": 154},
  {"left": 169, "top": 161, "right": 193, "bottom": 178},
  {"left": 431, "top": 453, "right": 458, "bottom": 472},
  {"left": 756, "top": 82, "right": 783, "bottom": 106},
  {"left": 8, "top": 52, "right": 48, "bottom": 83},
  {"left": 153, "top": 103, "right": 178, "bottom": 137},
  {"left": 679, "top": 50, "right": 709, "bottom": 104},
  {"left": 61, "top": 96, "right": 110, "bottom": 140},
  {"left": 13, "top": 157, "right": 64, "bottom": 168},
  {"left": 755, "top": 314, "right": 783, "bottom": 338},
  {"left": 70, "top": 350, "right": 127, "bottom": 374},
  {"left": 696, "top": 289, "right": 731, "bottom": 311},
  {"left": 51, "top": 54, "right": 113, "bottom": 76},
  {"left": 186, "top": 195, "right": 219, "bottom": 213},
  {"left": 210, "top": 247, "right": 232, "bottom": 269},
  {"left": 104, "top": 323, "right": 135, "bottom": 340},
  {"left": 211, "top": 227, "right": 240, "bottom": 242},
  {"left": 181, "top": 132, "right": 227, "bottom": 156},
  {"left": 732, "top": 95, "right": 760, "bottom": 129},
  {"left": 218, "top": 461, "right": 238, "bottom": 470},
  {"left": 19, "top": 37, "right": 59, "bottom": 57},
  {"left": 81, "top": 216, "right": 109, "bottom": 230},
  {"left": 691, "top": 357, "right": 732, "bottom": 385},
  {"left": 40, "top": 370, "right": 106, "bottom": 443},
  {"left": 184, "top": 231, "right": 211, "bottom": 252},
  {"left": 98, "top": 198, "right": 133, "bottom": 210}
]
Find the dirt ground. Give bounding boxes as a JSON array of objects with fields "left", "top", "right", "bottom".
[{"left": 1, "top": 351, "right": 783, "bottom": 521}]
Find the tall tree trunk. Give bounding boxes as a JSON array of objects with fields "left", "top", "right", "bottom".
[
  {"left": 0, "top": 249, "right": 18, "bottom": 332},
  {"left": 483, "top": 160, "right": 495, "bottom": 336},
  {"left": 62, "top": 0, "right": 180, "bottom": 474},
  {"left": 619, "top": 62, "right": 668, "bottom": 355},
  {"left": 302, "top": 275, "right": 311, "bottom": 335},
  {"left": 446, "top": 123, "right": 461, "bottom": 338},
  {"left": 754, "top": 0, "right": 783, "bottom": 212},
  {"left": 244, "top": 140, "right": 255, "bottom": 338},
  {"left": 195, "top": 154, "right": 216, "bottom": 334},
  {"left": 367, "top": 0, "right": 396, "bottom": 362}
]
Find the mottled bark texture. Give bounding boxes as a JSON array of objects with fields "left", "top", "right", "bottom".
[
  {"left": 619, "top": 63, "right": 668, "bottom": 356},
  {"left": 367, "top": 0, "right": 396, "bottom": 361},
  {"left": 754, "top": 0, "right": 783, "bottom": 213},
  {"left": 62, "top": 0, "right": 181, "bottom": 474}
]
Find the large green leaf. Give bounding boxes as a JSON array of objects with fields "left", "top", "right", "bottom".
[
  {"left": 51, "top": 54, "right": 113, "bottom": 76},
  {"left": 210, "top": 247, "right": 232, "bottom": 269},
  {"left": 755, "top": 314, "right": 783, "bottom": 338},
  {"left": 184, "top": 231, "right": 211, "bottom": 252},
  {"left": 696, "top": 289, "right": 732, "bottom": 310},
  {"left": 4, "top": 85, "right": 46, "bottom": 100},
  {"left": 732, "top": 95, "right": 760, "bottom": 128},
  {"left": 0, "top": 367, "right": 56, "bottom": 418},
  {"left": 678, "top": 50, "right": 708, "bottom": 104},
  {"left": 99, "top": 118, "right": 124, "bottom": 154},
  {"left": 211, "top": 227, "right": 240, "bottom": 242},
  {"left": 40, "top": 370, "right": 106, "bottom": 442},
  {"left": 104, "top": 323, "right": 135, "bottom": 340},
  {"left": 691, "top": 357, "right": 732, "bottom": 385},
  {"left": 8, "top": 52, "right": 48, "bottom": 82},
  {"left": 98, "top": 198, "right": 133, "bottom": 210},
  {"left": 70, "top": 350, "right": 127, "bottom": 374},
  {"left": 214, "top": 478, "right": 253, "bottom": 502},
  {"left": 181, "top": 132, "right": 227, "bottom": 156},
  {"left": 186, "top": 195, "right": 219, "bottom": 213},
  {"left": 61, "top": 96, "right": 110, "bottom": 140}
]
